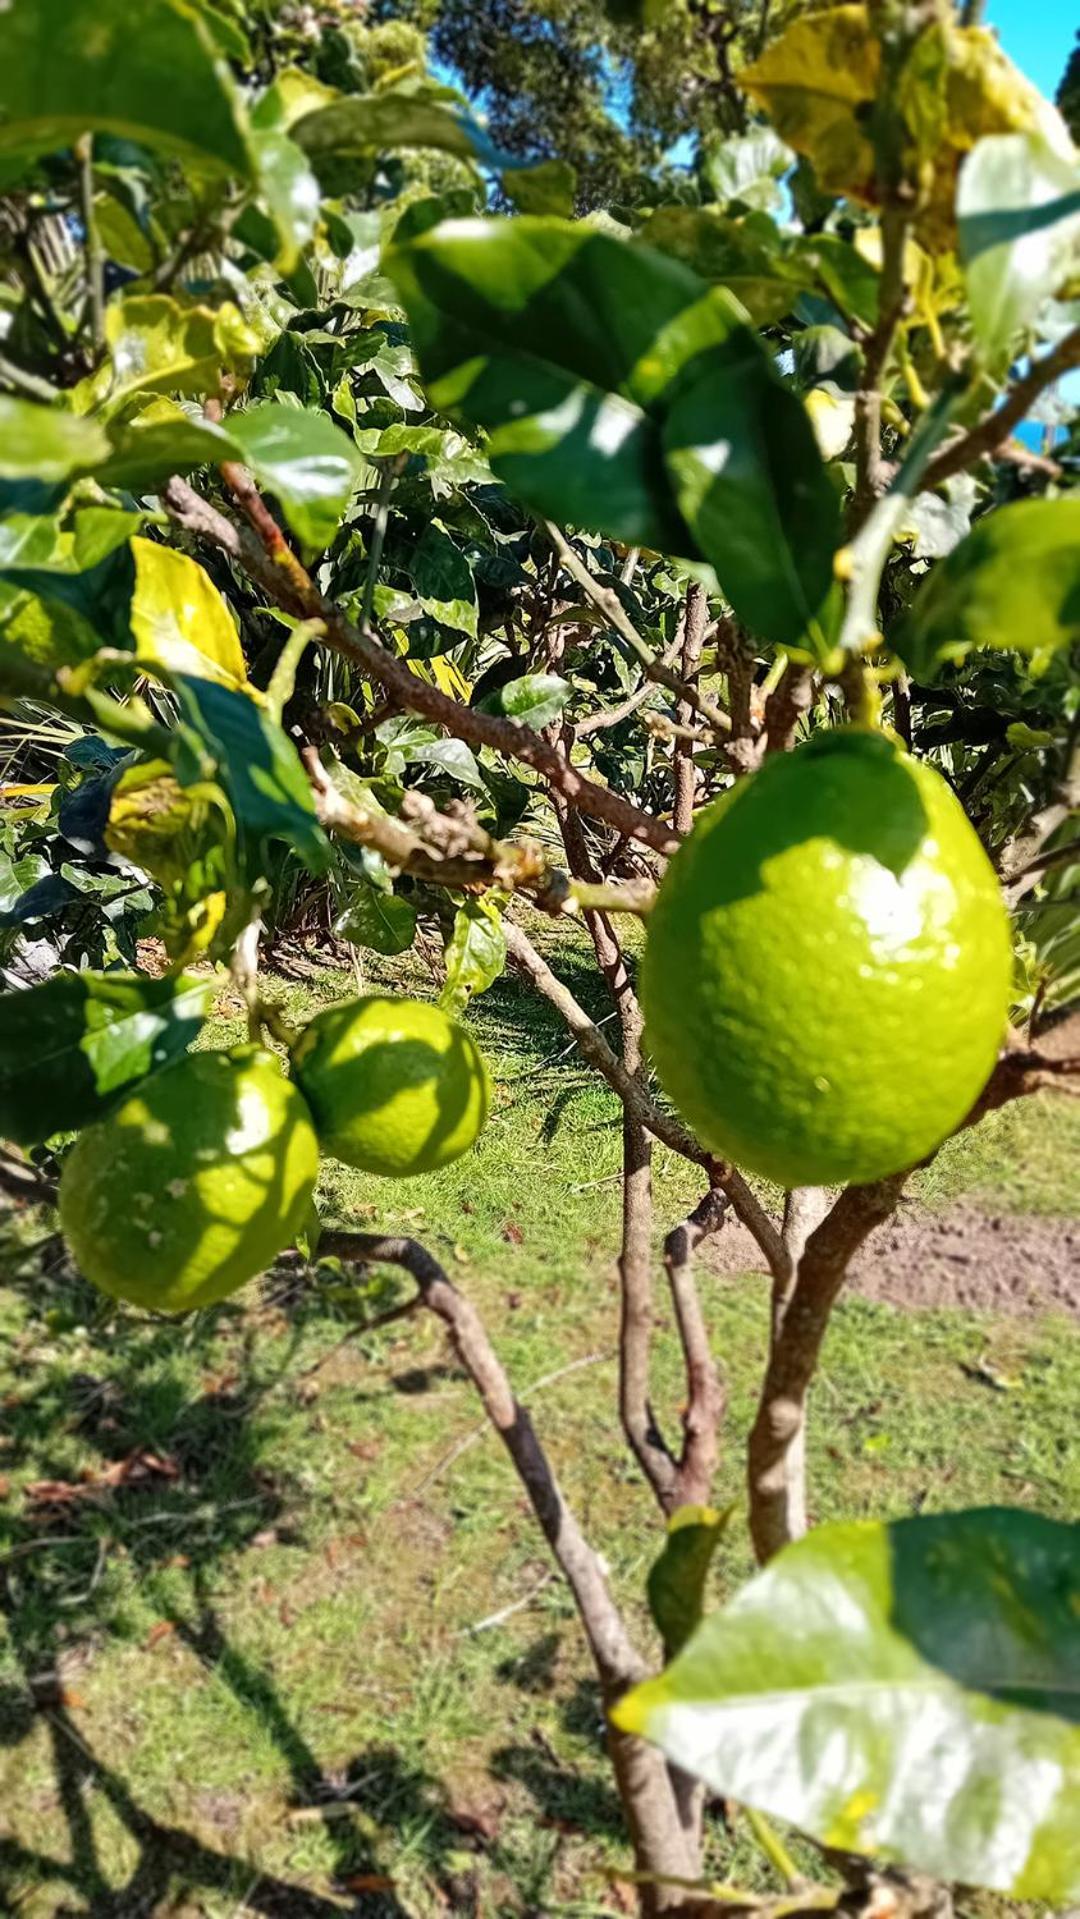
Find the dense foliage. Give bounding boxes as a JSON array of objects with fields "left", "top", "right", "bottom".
[{"left": 0, "top": 0, "right": 1078, "bottom": 1911}]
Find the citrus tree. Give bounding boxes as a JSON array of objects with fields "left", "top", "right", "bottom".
[{"left": 1, "top": 0, "right": 1079, "bottom": 1912}]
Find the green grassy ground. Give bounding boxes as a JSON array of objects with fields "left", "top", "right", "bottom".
[{"left": 1, "top": 932, "right": 1077, "bottom": 1917}]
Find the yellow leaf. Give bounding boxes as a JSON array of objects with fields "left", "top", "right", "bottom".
[
  {"left": 130, "top": 538, "right": 247, "bottom": 687},
  {"left": 738, "top": 6, "right": 1076, "bottom": 248}
]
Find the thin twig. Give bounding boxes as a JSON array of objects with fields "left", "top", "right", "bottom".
[{"left": 920, "top": 325, "right": 1080, "bottom": 492}]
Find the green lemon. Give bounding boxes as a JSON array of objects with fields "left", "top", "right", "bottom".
[
  {"left": 641, "top": 730, "right": 1012, "bottom": 1187},
  {"left": 290, "top": 995, "right": 490, "bottom": 1177},
  {"left": 59, "top": 1048, "right": 319, "bottom": 1313}
]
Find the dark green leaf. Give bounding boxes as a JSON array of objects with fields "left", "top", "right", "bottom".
[
  {"left": 225, "top": 403, "right": 363, "bottom": 549},
  {"left": 0, "top": 0, "right": 253, "bottom": 181},
  {"left": 292, "top": 89, "right": 511, "bottom": 170},
  {"left": 385, "top": 217, "right": 747, "bottom": 554},
  {"left": 478, "top": 673, "right": 570, "bottom": 728},
  {"left": 97, "top": 409, "right": 239, "bottom": 492},
  {"left": 409, "top": 523, "right": 477, "bottom": 638},
  {"left": 0, "top": 970, "right": 213, "bottom": 1146},
  {"left": 616, "top": 1509, "right": 1080, "bottom": 1901},
  {"left": 334, "top": 878, "right": 417, "bottom": 956},
  {"left": 440, "top": 896, "right": 506, "bottom": 1014},
  {"left": 505, "top": 158, "right": 577, "bottom": 218},
  {"left": 646, "top": 1506, "right": 730, "bottom": 1660},
  {"left": 170, "top": 675, "right": 328, "bottom": 874},
  {"left": 662, "top": 331, "right": 841, "bottom": 648},
  {"left": 897, "top": 498, "right": 1080, "bottom": 678}
]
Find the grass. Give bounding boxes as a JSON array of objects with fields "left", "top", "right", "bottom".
[{"left": 0, "top": 929, "right": 1077, "bottom": 1917}]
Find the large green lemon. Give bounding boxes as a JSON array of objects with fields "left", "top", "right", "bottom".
[
  {"left": 59, "top": 1048, "right": 319, "bottom": 1313},
  {"left": 641, "top": 730, "right": 1012, "bottom": 1186},
  {"left": 290, "top": 995, "right": 490, "bottom": 1177}
]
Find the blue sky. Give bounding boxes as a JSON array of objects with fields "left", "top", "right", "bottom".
[{"left": 988, "top": 0, "right": 1074, "bottom": 101}]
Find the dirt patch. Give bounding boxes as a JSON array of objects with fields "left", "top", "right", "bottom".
[{"left": 705, "top": 1201, "right": 1079, "bottom": 1318}]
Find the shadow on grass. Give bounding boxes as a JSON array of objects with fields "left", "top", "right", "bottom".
[{"left": 0, "top": 1248, "right": 469, "bottom": 1917}]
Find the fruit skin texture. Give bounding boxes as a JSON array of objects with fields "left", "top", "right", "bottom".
[
  {"left": 291, "top": 995, "right": 490, "bottom": 1177},
  {"left": 59, "top": 1048, "right": 319, "bottom": 1313},
  {"left": 641, "top": 730, "right": 1012, "bottom": 1187}
]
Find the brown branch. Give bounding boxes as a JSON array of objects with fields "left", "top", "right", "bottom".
[
  {"left": 575, "top": 621, "right": 686, "bottom": 738},
  {"left": 303, "top": 747, "right": 656, "bottom": 918},
  {"left": 747, "top": 1035, "right": 1080, "bottom": 1563},
  {"left": 162, "top": 477, "right": 678, "bottom": 857},
  {"left": 996, "top": 743, "right": 1079, "bottom": 907},
  {"left": 852, "top": 205, "right": 911, "bottom": 519},
  {"left": 673, "top": 584, "right": 709, "bottom": 836},
  {"left": 747, "top": 1173, "right": 908, "bottom": 1562},
  {"left": 318, "top": 1231, "right": 699, "bottom": 1905},
  {"left": 763, "top": 663, "right": 814, "bottom": 758},
  {"left": 544, "top": 522, "right": 731, "bottom": 740},
  {"left": 503, "top": 920, "right": 786, "bottom": 1274},
  {"left": 666, "top": 1185, "right": 729, "bottom": 1512},
  {"left": 920, "top": 325, "right": 1080, "bottom": 492}
]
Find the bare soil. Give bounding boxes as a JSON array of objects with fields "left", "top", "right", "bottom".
[{"left": 706, "top": 1201, "right": 1079, "bottom": 1318}]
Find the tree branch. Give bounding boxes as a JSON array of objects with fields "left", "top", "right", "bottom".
[
  {"left": 919, "top": 325, "right": 1080, "bottom": 492},
  {"left": 162, "top": 477, "right": 679, "bottom": 856},
  {"left": 318, "top": 1231, "right": 699, "bottom": 1905},
  {"left": 544, "top": 522, "right": 731, "bottom": 740},
  {"left": 503, "top": 919, "right": 786, "bottom": 1274},
  {"left": 666, "top": 1185, "right": 729, "bottom": 1512},
  {"left": 673, "top": 584, "right": 709, "bottom": 835}
]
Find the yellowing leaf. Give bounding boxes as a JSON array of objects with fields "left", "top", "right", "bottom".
[
  {"left": 130, "top": 539, "right": 247, "bottom": 686},
  {"left": 738, "top": 6, "right": 1077, "bottom": 247},
  {"left": 74, "top": 295, "right": 260, "bottom": 415}
]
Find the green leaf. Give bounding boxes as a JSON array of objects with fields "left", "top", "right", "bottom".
[
  {"left": 129, "top": 537, "right": 247, "bottom": 685},
  {"left": 0, "top": 970, "right": 213, "bottom": 1147},
  {"left": 0, "top": 0, "right": 253, "bottom": 181},
  {"left": 252, "top": 128, "right": 321, "bottom": 274},
  {"left": 291, "top": 88, "right": 511, "bottom": 170},
  {"left": 334, "top": 878, "right": 417, "bottom": 956},
  {"left": 169, "top": 674, "right": 327, "bottom": 875},
  {"left": 646, "top": 1506, "right": 731, "bottom": 1660},
  {"left": 76, "top": 296, "right": 260, "bottom": 416},
  {"left": 959, "top": 133, "right": 1080, "bottom": 363},
  {"left": 615, "top": 1509, "right": 1080, "bottom": 1902},
  {"left": 0, "top": 399, "right": 108, "bottom": 485},
  {"left": 505, "top": 158, "right": 577, "bottom": 218},
  {"left": 225, "top": 403, "right": 363, "bottom": 550},
  {"left": 384, "top": 216, "right": 746, "bottom": 554},
  {"left": 897, "top": 498, "right": 1080, "bottom": 678},
  {"left": 409, "top": 523, "right": 477, "bottom": 639},
  {"left": 407, "top": 735, "right": 486, "bottom": 791},
  {"left": 478, "top": 673, "right": 570, "bottom": 728},
  {"left": 701, "top": 128, "right": 793, "bottom": 212},
  {"left": 640, "top": 209, "right": 813, "bottom": 325},
  {"left": 440, "top": 895, "right": 506, "bottom": 1014},
  {"left": 97, "top": 405, "right": 239, "bottom": 492},
  {"left": 662, "top": 331, "right": 841, "bottom": 648}
]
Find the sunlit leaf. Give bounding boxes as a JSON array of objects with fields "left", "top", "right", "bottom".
[
  {"left": 76, "top": 296, "right": 260, "bottom": 415},
  {"left": 252, "top": 128, "right": 321, "bottom": 273},
  {"left": 959, "top": 132, "right": 1080, "bottom": 362},
  {"left": 0, "top": 399, "right": 108, "bottom": 485},
  {"left": 897, "top": 498, "right": 1080, "bottom": 677},
  {"left": 440, "top": 895, "right": 506, "bottom": 1014},
  {"left": 478, "top": 673, "right": 570, "bottom": 728},
  {"left": 334, "top": 878, "right": 417, "bottom": 956},
  {"left": 129, "top": 537, "right": 247, "bottom": 686},
  {"left": 616, "top": 1509, "right": 1080, "bottom": 1901},
  {"left": 225, "top": 403, "right": 363, "bottom": 549}
]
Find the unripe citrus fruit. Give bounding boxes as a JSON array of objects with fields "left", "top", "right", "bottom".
[
  {"left": 290, "top": 995, "right": 490, "bottom": 1177},
  {"left": 59, "top": 1048, "right": 319, "bottom": 1313},
  {"left": 642, "top": 730, "right": 1012, "bottom": 1187}
]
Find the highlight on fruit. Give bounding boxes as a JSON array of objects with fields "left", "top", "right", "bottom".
[
  {"left": 59, "top": 1048, "right": 320, "bottom": 1314},
  {"left": 641, "top": 729, "right": 1013, "bottom": 1188},
  {"left": 290, "top": 994, "right": 491, "bottom": 1178}
]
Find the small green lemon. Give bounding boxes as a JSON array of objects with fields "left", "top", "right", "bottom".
[
  {"left": 59, "top": 1048, "right": 319, "bottom": 1313},
  {"left": 291, "top": 995, "right": 490, "bottom": 1177},
  {"left": 642, "top": 730, "right": 1012, "bottom": 1187}
]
